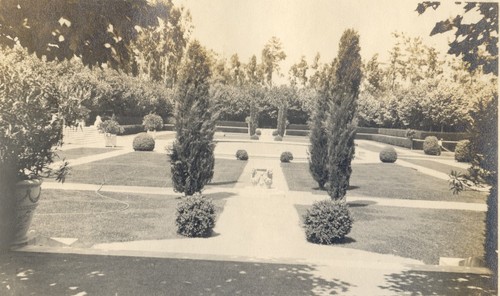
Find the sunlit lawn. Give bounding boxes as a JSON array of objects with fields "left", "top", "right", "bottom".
[
  {"left": 55, "top": 147, "right": 117, "bottom": 160},
  {"left": 296, "top": 203, "right": 485, "bottom": 265},
  {"left": 31, "top": 190, "right": 232, "bottom": 246},
  {"left": 281, "top": 162, "right": 487, "bottom": 203},
  {"left": 62, "top": 152, "right": 247, "bottom": 188}
]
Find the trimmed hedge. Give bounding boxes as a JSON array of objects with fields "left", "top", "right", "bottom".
[
  {"left": 379, "top": 146, "right": 397, "bottom": 163},
  {"left": 288, "top": 124, "right": 309, "bottom": 131},
  {"left": 236, "top": 149, "right": 248, "bottom": 161},
  {"left": 455, "top": 140, "right": 472, "bottom": 162},
  {"left": 255, "top": 129, "right": 262, "bottom": 136},
  {"left": 280, "top": 151, "right": 294, "bottom": 163},
  {"left": 355, "top": 134, "right": 412, "bottom": 148},
  {"left": 121, "top": 124, "right": 144, "bottom": 135},
  {"left": 216, "top": 120, "right": 247, "bottom": 128},
  {"left": 378, "top": 128, "right": 408, "bottom": 138},
  {"left": 175, "top": 195, "right": 216, "bottom": 238},
  {"left": 286, "top": 130, "right": 309, "bottom": 136},
  {"left": 423, "top": 136, "right": 441, "bottom": 155},
  {"left": 355, "top": 127, "right": 379, "bottom": 134},
  {"left": 303, "top": 200, "right": 353, "bottom": 244},
  {"left": 274, "top": 135, "right": 283, "bottom": 141},
  {"left": 215, "top": 126, "right": 248, "bottom": 134},
  {"left": 133, "top": 133, "right": 155, "bottom": 151},
  {"left": 250, "top": 134, "right": 260, "bottom": 140},
  {"left": 272, "top": 130, "right": 279, "bottom": 136}
]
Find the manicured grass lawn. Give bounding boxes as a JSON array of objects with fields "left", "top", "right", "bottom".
[
  {"left": 295, "top": 203, "right": 485, "bottom": 264},
  {"left": 281, "top": 162, "right": 487, "bottom": 203},
  {"left": 154, "top": 133, "right": 176, "bottom": 140},
  {"left": 398, "top": 158, "right": 468, "bottom": 175},
  {"left": 55, "top": 147, "right": 117, "bottom": 160},
  {"left": 63, "top": 152, "right": 247, "bottom": 188},
  {"left": 31, "top": 189, "right": 231, "bottom": 246}
]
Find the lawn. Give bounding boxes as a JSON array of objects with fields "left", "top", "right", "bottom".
[
  {"left": 281, "top": 162, "right": 487, "bottom": 203},
  {"left": 30, "top": 189, "right": 232, "bottom": 246},
  {"left": 61, "top": 152, "right": 247, "bottom": 188},
  {"left": 55, "top": 147, "right": 117, "bottom": 160},
  {"left": 295, "top": 203, "right": 485, "bottom": 264}
]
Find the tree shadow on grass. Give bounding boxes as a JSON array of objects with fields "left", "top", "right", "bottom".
[
  {"left": 203, "top": 191, "right": 237, "bottom": 200},
  {"left": 312, "top": 185, "right": 360, "bottom": 192},
  {"left": 379, "top": 270, "right": 497, "bottom": 295},
  {"left": 207, "top": 180, "right": 237, "bottom": 186},
  {"left": 347, "top": 200, "right": 376, "bottom": 207}
]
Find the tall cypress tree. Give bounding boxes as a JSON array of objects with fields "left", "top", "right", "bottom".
[
  {"left": 170, "top": 40, "right": 216, "bottom": 196},
  {"left": 326, "top": 29, "right": 362, "bottom": 200}
]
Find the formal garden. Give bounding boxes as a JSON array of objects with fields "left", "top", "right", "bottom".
[{"left": 0, "top": 1, "right": 497, "bottom": 294}]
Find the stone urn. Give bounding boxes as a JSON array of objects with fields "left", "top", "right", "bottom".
[
  {"left": 104, "top": 133, "right": 117, "bottom": 147},
  {"left": 13, "top": 179, "right": 42, "bottom": 246}
]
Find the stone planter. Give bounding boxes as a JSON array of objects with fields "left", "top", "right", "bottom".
[
  {"left": 104, "top": 133, "right": 117, "bottom": 147},
  {"left": 13, "top": 179, "right": 42, "bottom": 246}
]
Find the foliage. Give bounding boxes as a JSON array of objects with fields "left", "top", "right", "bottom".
[
  {"left": 175, "top": 195, "right": 216, "bottom": 238},
  {"left": 132, "top": 133, "right": 155, "bottom": 151},
  {"left": 416, "top": 2, "right": 498, "bottom": 75},
  {"left": 0, "top": 47, "right": 70, "bottom": 182},
  {"left": 170, "top": 41, "right": 216, "bottom": 196},
  {"left": 255, "top": 129, "right": 262, "bottom": 136},
  {"left": 308, "top": 91, "right": 329, "bottom": 189},
  {"left": 97, "top": 119, "right": 124, "bottom": 135},
  {"left": 0, "top": 0, "right": 171, "bottom": 71},
  {"left": 143, "top": 114, "right": 164, "bottom": 131},
  {"left": 423, "top": 136, "right": 440, "bottom": 155},
  {"left": 250, "top": 134, "right": 260, "bottom": 140},
  {"left": 272, "top": 130, "right": 279, "bottom": 136},
  {"left": 379, "top": 146, "right": 398, "bottom": 163},
  {"left": 303, "top": 200, "right": 353, "bottom": 244},
  {"left": 326, "top": 29, "right": 362, "bottom": 200},
  {"left": 235, "top": 150, "right": 248, "bottom": 161},
  {"left": 261, "top": 36, "right": 287, "bottom": 87},
  {"left": 274, "top": 135, "right": 283, "bottom": 141},
  {"left": 280, "top": 152, "right": 294, "bottom": 163},
  {"left": 454, "top": 140, "right": 472, "bottom": 162}
]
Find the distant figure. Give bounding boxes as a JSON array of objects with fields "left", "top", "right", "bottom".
[
  {"left": 438, "top": 138, "right": 443, "bottom": 155},
  {"left": 93, "top": 115, "right": 102, "bottom": 128},
  {"left": 78, "top": 119, "right": 85, "bottom": 132}
]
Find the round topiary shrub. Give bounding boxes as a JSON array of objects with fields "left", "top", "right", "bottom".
[
  {"left": 175, "top": 195, "right": 216, "bottom": 238},
  {"left": 423, "top": 136, "right": 440, "bottom": 155},
  {"left": 274, "top": 135, "right": 283, "bottom": 141},
  {"left": 133, "top": 133, "right": 155, "bottom": 151},
  {"left": 280, "top": 151, "right": 293, "bottom": 163},
  {"left": 303, "top": 200, "right": 353, "bottom": 244},
  {"left": 143, "top": 114, "right": 164, "bottom": 131},
  {"left": 255, "top": 129, "right": 262, "bottom": 136},
  {"left": 236, "top": 149, "right": 248, "bottom": 160},
  {"left": 379, "top": 146, "right": 397, "bottom": 163},
  {"left": 272, "top": 130, "right": 279, "bottom": 136},
  {"left": 250, "top": 134, "right": 259, "bottom": 140},
  {"left": 455, "top": 140, "right": 472, "bottom": 162}
]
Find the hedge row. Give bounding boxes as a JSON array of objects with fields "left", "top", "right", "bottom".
[
  {"left": 288, "top": 124, "right": 309, "bottom": 131},
  {"left": 356, "top": 134, "right": 412, "bottom": 148},
  {"left": 377, "top": 128, "right": 469, "bottom": 141},
  {"left": 216, "top": 120, "right": 247, "bottom": 128},
  {"left": 412, "top": 139, "right": 458, "bottom": 151},
  {"left": 286, "top": 130, "right": 309, "bottom": 136},
  {"left": 215, "top": 126, "right": 248, "bottom": 134},
  {"left": 121, "top": 125, "right": 144, "bottom": 135}
]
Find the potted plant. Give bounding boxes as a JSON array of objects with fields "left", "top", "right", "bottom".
[
  {"left": 97, "top": 117, "right": 124, "bottom": 147},
  {"left": 0, "top": 47, "right": 70, "bottom": 248},
  {"left": 142, "top": 113, "right": 163, "bottom": 139}
]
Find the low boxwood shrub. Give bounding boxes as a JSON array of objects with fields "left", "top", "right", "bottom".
[
  {"left": 303, "top": 200, "right": 353, "bottom": 244},
  {"left": 121, "top": 124, "right": 144, "bottom": 135},
  {"left": 236, "top": 149, "right": 248, "bottom": 160},
  {"left": 272, "top": 130, "right": 279, "bottom": 136},
  {"left": 280, "top": 151, "right": 293, "bottom": 163},
  {"left": 175, "top": 195, "right": 216, "bottom": 238},
  {"left": 455, "top": 140, "right": 472, "bottom": 162},
  {"left": 133, "top": 133, "right": 155, "bottom": 151},
  {"left": 423, "top": 136, "right": 440, "bottom": 155},
  {"left": 274, "top": 135, "right": 283, "bottom": 141},
  {"left": 379, "top": 146, "right": 397, "bottom": 163},
  {"left": 255, "top": 129, "right": 262, "bottom": 136},
  {"left": 250, "top": 134, "right": 259, "bottom": 140}
]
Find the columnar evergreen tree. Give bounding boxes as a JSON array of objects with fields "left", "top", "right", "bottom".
[
  {"left": 170, "top": 40, "right": 216, "bottom": 196},
  {"left": 326, "top": 29, "right": 362, "bottom": 200}
]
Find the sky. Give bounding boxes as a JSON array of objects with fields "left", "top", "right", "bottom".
[{"left": 174, "top": 0, "right": 465, "bottom": 80}]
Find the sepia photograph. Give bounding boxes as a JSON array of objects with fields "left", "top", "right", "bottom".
[{"left": 0, "top": 0, "right": 497, "bottom": 294}]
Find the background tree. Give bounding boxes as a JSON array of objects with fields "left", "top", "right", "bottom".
[
  {"left": 326, "top": 29, "right": 362, "bottom": 200},
  {"left": 170, "top": 41, "right": 215, "bottom": 196},
  {"left": 261, "top": 36, "right": 287, "bottom": 87}
]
